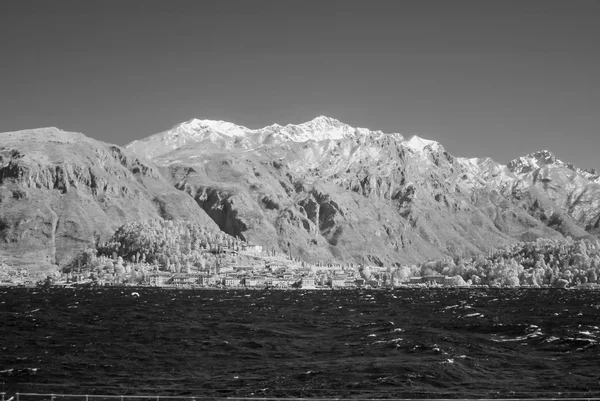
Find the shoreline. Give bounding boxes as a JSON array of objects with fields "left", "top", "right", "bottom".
[{"left": 2, "top": 283, "right": 599, "bottom": 290}]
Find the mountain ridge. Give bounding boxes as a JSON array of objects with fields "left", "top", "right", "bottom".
[
  {"left": 126, "top": 116, "right": 599, "bottom": 265},
  {"left": 1, "top": 118, "right": 599, "bottom": 271},
  {"left": 126, "top": 116, "right": 410, "bottom": 159}
]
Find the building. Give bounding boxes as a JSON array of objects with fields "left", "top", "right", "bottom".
[
  {"left": 242, "top": 243, "right": 263, "bottom": 255},
  {"left": 271, "top": 278, "right": 289, "bottom": 288},
  {"left": 201, "top": 274, "right": 222, "bottom": 286},
  {"left": 301, "top": 276, "right": 316, "bottom": 289},
  {"left": 197, "top": 274, "right": 211, "bottom": 286},
  {"left": 344, "top": 279, "right": 356, "bottom": 288},
  {"left": 148, "top": 272, "right": 172, "bottom": 286},
  {"left": 171, "top": 273, "right": 202, "bottom": 287},
  {"left": 224, "top": 276, "right": 241, "bottom": 287},
  {"left": 244, "top": 276, "right": 266, "bottom": 288},
  {"left": 422, "top": 275, "right": 447, "bottom": 285},
  {"left": 330, "top": 275, "right": 347, "bottom": 288}
]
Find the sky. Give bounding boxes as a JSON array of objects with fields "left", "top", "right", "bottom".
[{"left": 1, "top": 0, "right": 599, "bottom": 170}]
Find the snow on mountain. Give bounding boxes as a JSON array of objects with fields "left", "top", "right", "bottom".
[
  {"left": 128, "top": 116, "right": 597, "bottom": 195},
  {"left": 177, "top": 119, "right": 249, "bottom": 138},
  {"left": 261, "top": 115, "right": 402, "bottom": 142},
  {"left": 269, "top": 116, "right": 349, "bottom": 141},
  {"left": 507, "top": 150, "right": 600, "bottom": 184},
  {"left": 455, "top": 156, "right": 516, "bottom": 190},
  {"left": 172, "top": 115, "right": 366, "bottom": 144},
  {"left": 402, "top": 135, "right": 442, "bottom": 153},
  {"left": 507, "top": 150, "right": 564, "bottom": 175},
  {"left": 127, "top": 116, "right": 407, "bottom": 158}
]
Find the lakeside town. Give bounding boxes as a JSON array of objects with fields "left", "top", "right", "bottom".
[
  {"left": 3, "top": 239, "right": 600, "bottom": 290},
  {"left": 0, "top": 242, "right": 463, "bottom": 289},
  {"left": 2, "top": 219, "right": 600, "bottom": 290}
]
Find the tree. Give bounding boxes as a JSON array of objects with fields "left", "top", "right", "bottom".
[{"left": 447, "top": 275, "right": 468, "bottom": 287}]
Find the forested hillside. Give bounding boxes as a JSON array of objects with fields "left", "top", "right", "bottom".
[
  {"left": 96, "top": 219, "right": 243, "bottom": 270},
  {"left": 408, "top": 237, "right": 600, "bottom": 288}
]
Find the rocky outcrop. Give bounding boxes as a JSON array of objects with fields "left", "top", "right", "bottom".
[{"left": 505, "top": 150, "right": 600, "bottom": 237}]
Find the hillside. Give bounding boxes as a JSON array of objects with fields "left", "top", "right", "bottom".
[{"left": 0, "top": 127, "right": 217, "bottom": 273}]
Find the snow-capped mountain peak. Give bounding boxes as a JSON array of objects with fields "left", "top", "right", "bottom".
[
  {"left": 508, "top": 150, "right": 564, "bottom": 174},
  {"left": 127, "top": 116, "right": 418, "bottom": 158},
  {"left": 307, "top": 115, "right": 341, "bottom": 125},
  {"left": 507, "top": 150, "right": 600, "bottom": 183},
  {"left": 175, "top": 118, "right": 249, "bottom": 138},
  {"left": 402, "top": 135, "right": 442, "bottom": 153},
  {"left": 269, "top": 116, "right": 357, "bottom": 142}
]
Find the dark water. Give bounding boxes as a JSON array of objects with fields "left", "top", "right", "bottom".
[{"left": 1, "top": 288, "right": 599, "bottom": 399}]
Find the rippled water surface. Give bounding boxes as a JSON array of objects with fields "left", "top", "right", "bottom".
[{"left": 1, "top": 287, "right": 599, "bottom": 398}]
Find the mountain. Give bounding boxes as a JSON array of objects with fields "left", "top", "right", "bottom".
[
  {"left": 2, "top": 117, "right": 598, "bottom": 272},
  {"left": 505, "top": 150, "right": 600, "bottom": 237},
  {"left": 0, "top": 127, "right": 217, "bottom": 274},
  {"left": 127, "top": 116, "right": 599, "bottom": 266},
  {"left": 126, "top": 116, "right": 398, "bottom": 158}
]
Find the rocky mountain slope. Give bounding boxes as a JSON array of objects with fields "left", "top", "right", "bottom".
[
  {"left": 127, "top": 116, "right": 600, "bottom": 266},
  {"left": 506, "top": 150, "right": 600, "bottom": 236},
  {"left": 0, "top": 128, "right": 217, "bottom": 272},
  {"left": 2, "top": 118, "right": 598, "bottom": 271}
]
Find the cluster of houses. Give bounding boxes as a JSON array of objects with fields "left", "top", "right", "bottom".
[
  {"left": 144, "top": 262, "right": 455, "bottom": 289},
  {"left": 0, "top": 264, "right": 35, "bottom": 286},
  {"left": 16, "top": 240, "right": 462, "bottom": 289},
  {"left": 145, "top": 266, "right": 366, "bottom": 289}
]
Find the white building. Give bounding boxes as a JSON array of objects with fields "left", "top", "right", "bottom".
[{"left": 301, "top": 276, "right": 316, "bottom": 289}]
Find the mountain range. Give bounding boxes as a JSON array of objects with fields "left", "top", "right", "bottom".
[{"left": 1, "top": 117, "right": 599, "bottom": 272}]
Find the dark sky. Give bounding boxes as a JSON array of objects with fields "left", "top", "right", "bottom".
[{"left": 1, "top": 0, "right": 599, "bottom": 170}]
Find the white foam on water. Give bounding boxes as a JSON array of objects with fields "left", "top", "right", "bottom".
[
  {"left": 567, "top": 337, "right": 597, "bottom": 343},
  {"left": 491, "top": 325, "right": 543, "bottom": 342},
  {"left": 370, "top": 338, "right": 403, "bottom": 346},
  {"left": 464, "top": 312, "right": 483, "bottom": 318}
]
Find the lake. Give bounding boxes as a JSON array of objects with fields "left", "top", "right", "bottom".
[{"left": 1, "top": 287, "right": 599, "bottom": 398}]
